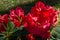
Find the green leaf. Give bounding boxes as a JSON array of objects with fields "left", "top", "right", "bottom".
[
  {"left": 50, "top": 27, "right": 60, "bottom": 40},
  {"left": 7, "top": 19, "right": 13, "bottom": 32},
  {"left": 55, "top": 27, "right": 60, "bottom": 33},
  {"left": 19, "top": 26, "right": 24, "bottom": 30},
  {"left": 0, "top": 37, "right": 4, "bottom": 40},
  {"left": 7, "top": 19, "right": 18, "bottom": 33}
]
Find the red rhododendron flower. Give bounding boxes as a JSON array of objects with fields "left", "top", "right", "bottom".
[
  {"left": 35, "top": 1, "right": 45, "bottom": 11},
  {"left": 9, "top": 7, "right": 24, "bottom": 28},
  {"left": 0, "top": 14, "right": 8, "bottom": 23},
  {"left": 26, "top": 34, "right": 35, "bottom": 40},
  {"left": 0, "top": 14, "right": 8, "bottom": 32},
  {"left": 23, "top": 1, "right": 58, "bottom": 39}
]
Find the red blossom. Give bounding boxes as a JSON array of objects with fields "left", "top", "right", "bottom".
[
  {"left": 35, "top": 1, "right": 45, "bottom": 11},
  {"left": 23, "top": 1, "right": 58, "bottom": 39},
  {"left": 13, "top": 19, "right": 21, "bottom": 28},
  {"left": 0, "top": 14, "right": 8, "bottom": 23},
  {"left": 26, "top": 34, "right": 35, "bottom": 40},
  {"left": 9, "top": 7, "right": 24, "bottom": 28},
  {"left": 0, "top": 14, "right": 8, "bottom": 32}
]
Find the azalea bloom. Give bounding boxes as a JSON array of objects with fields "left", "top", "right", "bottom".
[
  {"left": 0, "top": 14, "right": 8, "bottom": 32},
  {"left": 23, "top": 1, "right": 58, "bottom": 40},
  {"left": 9, "top": 7, "right": 24, "bottom": 28}
]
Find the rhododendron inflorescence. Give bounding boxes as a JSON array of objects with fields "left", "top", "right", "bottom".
[{"left": 0, "top": 1, "right": 58, "bottom": 40}]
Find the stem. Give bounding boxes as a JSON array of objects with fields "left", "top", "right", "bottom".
[
  {"left": 4, "top": 32, "right": 13, "bottom": 39},
  {"left": 2, "top": 23, "right": 7, "bottom": 30},
  {"left": 50, "top": 28, "right": 55, "bottom": 35}
]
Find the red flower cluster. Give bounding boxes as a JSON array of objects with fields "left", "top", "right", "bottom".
[
  {"left": 0, "top": 14, "right": 8, "bottom": 32},
  {"left": 0, "top": 1, "right": 59, "bottom": 40},
  {"left": 23, "top": 1, "right": 58, "bottom": 39},
  {"left": 9, "top": 7, "right": 24, "bottom": 28},
  {"left": 0, "top": 7, "right": 24, "bottom": 32}
]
